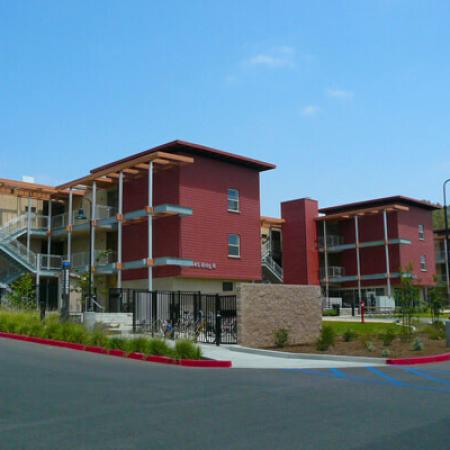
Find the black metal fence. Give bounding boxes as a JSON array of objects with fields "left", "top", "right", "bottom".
[{"left": 108, "top": 288, "right": 237, "bottom": 344}]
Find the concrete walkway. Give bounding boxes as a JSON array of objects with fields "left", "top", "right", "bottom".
[
  {"left": 199, "top": 344, "right": 384, "bottom": 369},
  {"left": 323, "top": 316, "right": 397, "bottom": 323}
]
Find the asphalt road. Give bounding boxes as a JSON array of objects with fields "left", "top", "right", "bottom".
[{"left": 1, "top": 338, "right": 449, "bottom": 450}]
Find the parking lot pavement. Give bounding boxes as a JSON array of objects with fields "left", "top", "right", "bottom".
[
  {"left": 199, "top": 344, "right": 384, "bottom": 369},
  {"left": 1, "top": 338, "right": 449, "bottom": 450},
  {"left": 284, "top": 364, "right": 450, "bottom": 394}
]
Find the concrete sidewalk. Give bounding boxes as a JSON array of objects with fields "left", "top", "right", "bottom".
[{"left": 200, "top": 344, "right": 384, "bottom": 369}]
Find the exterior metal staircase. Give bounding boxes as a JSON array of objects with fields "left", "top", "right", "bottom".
[
  {"left": 261, "top": 240, "right": 283, "bottom": 283},
  {"left": 0, "top": 214, "right": 61, "bottom": 287}
]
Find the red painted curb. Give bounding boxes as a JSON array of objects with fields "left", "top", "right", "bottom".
[
  {"left": 179, "top": 359, "right": 232, "bottom": 368},
  {"left": 0, "top": 332, "right": 232, "bottom": 368},
  {"left": 387, "top": 352, "right": 450, "bottom": 365},
  {"left": 146, "top": 355, "right": 179, "bottom": 365},
  {"left": 85, "top": 345, "right": 108, "bottom": 354},
  {"left": 108, "top": 349, "right": 127, "bottom": 357},
  {"left": 127, "top": 352, "right": 145, "bottom": 360}
]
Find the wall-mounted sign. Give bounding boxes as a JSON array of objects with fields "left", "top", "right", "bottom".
[{"left": 193, "top": 261, "right": 217, "bottom": 270}]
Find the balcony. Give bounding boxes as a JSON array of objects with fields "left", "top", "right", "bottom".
[
  {"left": 435, "top": 251, "right": 447, "bottom": 264},
  {"left": 320, "top": 266, "right": 345, "bottom": 280},
  {"left": 51, "top": 206, "right": 118, "bottom": 230},
  {"left": 318, "top": 235, "right": 344, "bottom": 249},
  {"left": 69, "top": 250, "right": 117, "bottom": 270}
]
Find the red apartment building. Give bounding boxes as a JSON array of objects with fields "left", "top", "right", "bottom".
[
  {"left": 1, "top": 140, "right": 447, "bottom": 313},
  {"left": 0, "top": 140, "right": 275, "bottom": 309},
  {"left": 270, "top": 196, "right": 441, "bottom": 309}
]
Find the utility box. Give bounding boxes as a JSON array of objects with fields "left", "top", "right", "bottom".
[{"left": 446, "top": 321, "right": 450, "bottom": 347}]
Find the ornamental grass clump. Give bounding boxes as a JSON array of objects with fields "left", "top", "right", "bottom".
[
  {"left": 342, "top": 328, "right": 357, "bottom": 342},
  {"left": 126, "top": 337, "right": 151, "bottom": 354},
  {"left": 412, "top": 337, "right": 424, "bottom": 351},
  {"left": 105, "top": 337, "right": 129, "bottom": 351},
  {"left": 378, "top": 328, "right": 396, "bottom": 347},
  {"left": 148, "top": 338, "right": 173, "bottom": 356},
  {"left": 316, "top": 325, "right": 336, "bottom": 351},
  {"left": 273, "top": 328, "right": 289, "bottom": 348},
  {"left": 174, "top": 339, "right": 202, "bottom": 360}
]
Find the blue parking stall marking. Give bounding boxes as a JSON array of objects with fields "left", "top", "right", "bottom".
[
  {"left": 402, "top": 368, "right": 450, "bottom": 387},
  {"left": 329, "top": 368, "right": 347, "bottom": 379},
  {"left": 283, "top": 367, "right": 450, "bottom": 394},
  {"left": 415, "top": 368, "right": 450, "bottom": 377},
  {"left": 366, "top": 367, "right": 404, "bottom": 386}
]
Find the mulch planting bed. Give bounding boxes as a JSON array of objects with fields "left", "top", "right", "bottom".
[{"left": 273, "top": 335, "right": 448, "bottom": 358}]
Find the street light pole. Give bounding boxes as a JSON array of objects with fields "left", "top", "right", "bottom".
[
  {"left": 443, "top": 178, "right": 450, "bottom": 302},
  {"left": 88, "top": 207, "right": 93, "bottom": 312}
]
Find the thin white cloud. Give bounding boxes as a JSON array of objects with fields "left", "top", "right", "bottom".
[
  {"left": 246, "top": 46, "right": 295, "bottom": 68},
  {"left": 301, "top": 105, "right": 320, "bottom": 117},
  {"left": 327, "top": 88, "right": 354, "bottom": 99}
]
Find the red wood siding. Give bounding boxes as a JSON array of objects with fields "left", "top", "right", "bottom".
[
  {"left": 281, "top": 198, "right": 320, "bottom": 285},
  {"left": 178, "top": 156, "right": 262, "bottom": 281},
  {"left": 122, "top": 155, "right": 262, "bottom": 281}
]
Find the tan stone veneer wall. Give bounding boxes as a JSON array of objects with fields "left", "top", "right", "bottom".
[{"left": 237, "top": 283, "right": 322, "bottom": 348}]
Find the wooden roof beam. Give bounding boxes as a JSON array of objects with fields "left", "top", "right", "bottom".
[
  {"left": 317, "top": 204, "right": 410, "bottom": 221},
  {"left": 55, "top": 151, "right": 194, "bottom": 190}
]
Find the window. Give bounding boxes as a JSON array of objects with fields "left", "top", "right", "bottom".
[
  {"left": 418, "top": 224, "right": 425, "bottom": 240},
  {"left": 420, "top": 255, "right": 427, "bottom": 271},
  {"left": 228, "top": 234, "right": 240, "bottom": 257},
  {"left": 223, "top": 281, "right": 234, "bottom": 292},
  {"left": 227, "top": 188, "right": 239, "bottom": 212}
]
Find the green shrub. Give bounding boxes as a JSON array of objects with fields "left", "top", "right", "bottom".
[
  {"left": 148, "top": 338, "right": 173, "bottom": 356},
  {"left": 105, "top": 337, "right": 129, "bottom": 351},
  {"left": 423, "top": 322, "right": 445, "bottom": 340},
  {"left": 366, "top": 341, "right": 375, "bottom": 352},
  {"left": 379, "top": 328, "right": 396, "bottom": 347},
  {"left": 412, "top": 337, "right": 424, "bottom": 351},
  {"left": 174, "top": 339, "right": 202, "bottom": 360},
  {"left": 316, "top": 325, "right": 336, "bottom": 351},
  {"left": 61, "top": 322, "right": 90, "bottom": 344},
  {"left": 127, "top": 337, "right": 150, "bottom": 354},
  {"left": 273, "top": 328, "right": 289, "bottom": 348},
  {"left": 322, "top": 309, "right": 338, "bottom": 317},
  {"left": 381, "top": 349, "right": 391, "bottom": 358},
  {"left": 342, "top": 329, "right": 357, "bottom": 342},
  {"left": 87, "top": 324, "right": 108, "bottom": 347}
]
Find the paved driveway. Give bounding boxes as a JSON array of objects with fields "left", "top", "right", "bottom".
[{"left": 1, "top": 338, "right": 449, "bottom": 450}]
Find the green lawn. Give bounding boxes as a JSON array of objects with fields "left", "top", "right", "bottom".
[{"left": 323, "top": 321, "right": 401, "bottom": 336}]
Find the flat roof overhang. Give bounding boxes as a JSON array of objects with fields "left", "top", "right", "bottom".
[
  {"left": 55, "top": 150, "right": 194, "bottom": 191},
  {"left": 261, "top": 216, "right": 285, "bottom": 228},
  {"left": 0, "top": 178, "right": 83, "bottom": 201},
  {"left": 316, "top": 204, "right": 410, "bottom": 222},
  {"left": 320, "top": 195, "right": 440, "bottom": 215},
  {"left": 91, "top": 140, "right": 276, "bottom": 174}
]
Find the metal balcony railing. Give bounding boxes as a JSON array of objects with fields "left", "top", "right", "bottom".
[
  {"left": 51, "top": 205, "right": 117, "bottom": 229},
  {"left": 435, "top": 251, "right": 447, "bottom": 264},
  {"left": 320, "top": 266, "right": 345, "bottom": 279},
  {"left": 69, "top": 251, "right": 117, "bottom": 269},
  {"left": 38, "top": 254, "right": 64, "bottom": 271},
  {"left": 318, "top": 235, "right": 344, "bottom": 248}
]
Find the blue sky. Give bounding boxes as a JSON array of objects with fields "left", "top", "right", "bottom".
[{"left": 1, "top": 0, "right": 449, "bottom": 216}]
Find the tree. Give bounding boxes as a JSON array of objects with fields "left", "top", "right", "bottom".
[
  {"left": 6, "top": 273, "right": 36, "bottom": 310},
  {"left": 428, "top": 277, "right": 446, "bottom": 323},
  {"left": 394, "top": 263, "right": 420, "bottom": 339},
  {"left": 432, "top": 208, "right": 447, "bottom": 229}
]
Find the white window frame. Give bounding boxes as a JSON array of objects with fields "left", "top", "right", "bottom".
[
  {"left": 420, "top": 255, "right": 427, "bottom": 271},
  {"left": 418, "top": 224, "right": 425, "bottom": 241},
  {"left": 228, "top": 234, "right": 240, "bottom": 258},
  {"left": 227, "top": 188, "right": 240, "bottom": 213}
]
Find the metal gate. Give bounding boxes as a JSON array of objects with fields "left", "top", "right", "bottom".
[{"left": 108, "top": 289, "right": 237, "bottom": 344}]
